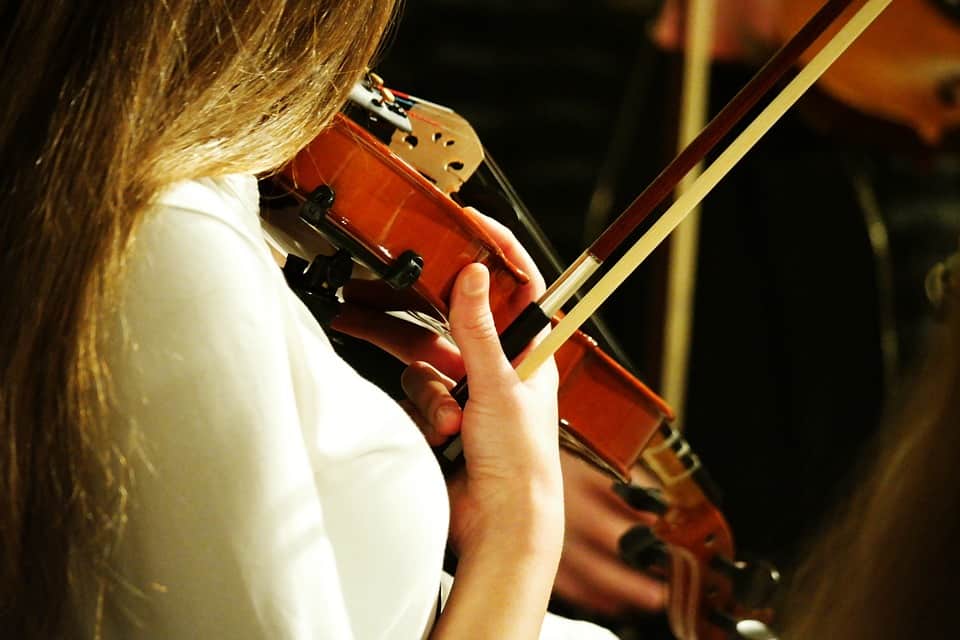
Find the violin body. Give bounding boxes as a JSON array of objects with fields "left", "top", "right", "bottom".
[
  {"left": 277, "top": 114, "right": 528, "bottom": 329},
  {"left": 778, "top": 0, "right": 960, "bottom": 145},
  {"left": 265, "top": 81, "right": 778, "bottom": 639},
  {"left": 271, "top": 112, "right": 669, "bottom": 481},
  {"left": 556, "top": 328, "right": 675, "bottom": 479}
]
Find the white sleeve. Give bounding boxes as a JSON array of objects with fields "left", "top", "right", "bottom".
[{"left": 106, "top": 198, "right": 354, "bottom": 639}]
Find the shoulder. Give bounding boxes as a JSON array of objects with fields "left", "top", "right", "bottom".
[
  {"left": 106, "top": 179, "right": 357, "bottom": 638},
  {"left": 122, "top": 173, "right": 282, "bottom": 335},
  {"left": 112, "top": 173, "right": 294, "bottom": 422},
  {"left": 152, "top": 173, "right": 263, "bottom": 237},
  {"left": 134, "top": 173, "right": 271, "bottom": 288}
]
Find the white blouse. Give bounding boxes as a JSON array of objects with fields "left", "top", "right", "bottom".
[{"left": 99, "top": 174, "right": 614, "bottom": 640}]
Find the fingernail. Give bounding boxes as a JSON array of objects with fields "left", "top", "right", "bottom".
[
  {"left": 462, "top": 265, "right": 488, "bottom": 297},
  {"left": 436, "top": 403, "right": 460, "bottom": 428}
]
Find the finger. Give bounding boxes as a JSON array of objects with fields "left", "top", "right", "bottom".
[
  {"left": 555, "top": 538, "right": 667, "bottom": 615},
  {"left": 571, "top": 497, "right": 658, "bottom": 551},
  {"left": 447, "top": 264, "right": 516, "bottom": 395},
  {"left": 462, "top": 209, "right": 556, "bottom": 377},
  {"left": 397, "top": 399, "right": 437, "bottom": 440},
  {"left": 331, "top": 303, "right": 466, "bottom": 379},
  {"left": 564, "top": 451, "right": 650, "bottom": 510},
  {"left": 464, "top": 207, "right": 546, "bottom": 295},
  {"left": 400, "top": 362, "right": 462, "bottom": 445},
  {"left": 630, "top": 464, "right": 662, "bottom": 489}
]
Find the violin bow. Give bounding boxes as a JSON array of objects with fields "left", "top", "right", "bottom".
[
  {"left": 660, "top": 0, "right": 716, "bottom": 430},
  {"left": 439, "top": 0, "right": 891, "bottom": 444},
  {"left": 514, "top": 0, "right": 891, "bottom": 381}
]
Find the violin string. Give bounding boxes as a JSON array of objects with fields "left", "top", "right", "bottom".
[
  {"left": 580, "top": 36, "right": 660, "bottom": 246},
  {"left": 515, "top": 0, "right": 895, "bottom": 382},
  {"left": 401, "top": 310, "right": 452, "bottom": 342}
]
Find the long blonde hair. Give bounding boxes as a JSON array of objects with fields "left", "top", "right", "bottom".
[
  {"left": 783, "top": 270, "right": 960, "bottom": 637},
  {"left": 0, "top": 2, "right": 396, "bottom": 636}
]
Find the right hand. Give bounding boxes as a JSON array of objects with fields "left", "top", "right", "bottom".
[
  {"left": 333, "top": 219, "right": 571, "bottom": 638},
  {"left": 400, "top": 262, "right": 564, "bottom": 560}
]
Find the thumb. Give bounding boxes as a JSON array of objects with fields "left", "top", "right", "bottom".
[{"left": 447, "top": 264, "right": 516, "bottom": 395}]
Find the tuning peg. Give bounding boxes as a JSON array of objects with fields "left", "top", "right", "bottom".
[
  {"left": 612, "top": 482, "right": 669, "bottom": 515},
  {"left": 618, "top": 525, "right": 668, "bottom": 570},
  {"left": 710, "top": 555, "right": 782, "bottom": 609}
]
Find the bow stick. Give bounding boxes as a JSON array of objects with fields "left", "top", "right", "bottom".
[
  {"left": 515, "top": 0, "right": 891, "bottom": 381},
  {"left": 442, "top": 0, "right": 890, "bottom": 459},
  {"left": 442, "top": 0, "right": 892, "bottom": 461}
]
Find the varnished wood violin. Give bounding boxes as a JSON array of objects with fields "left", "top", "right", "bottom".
[
  {"left": 262, "top": 81, "right": 776, "bottom": 640},
  {"left": 261, "top": 1, "right": 894, "bottom": 636}
]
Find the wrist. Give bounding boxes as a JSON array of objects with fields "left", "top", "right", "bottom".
[
  {"left": 435, "top": 523, "right": 561, "bottom": 640},
  {"left": 455, "top": 478, "right": 565, "bottom": 562}
]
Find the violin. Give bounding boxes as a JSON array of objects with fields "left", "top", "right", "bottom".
[
  {"left": 267, "top": 0, "right": 882, "bottom": 474},
  {"left": 261, "top": 77, "right": 779, "bottom": 639},
  {"left": 263, "top": 101, "right": 671, "bottom": 486},
  {"left": 778, "top": 0, "right": 960, "bottom": 146},
  {"left": 261, "top": 3, "right": 891, "bottom": 636},
  {"left": 656, "top": 0, "right": 960, "bottom": 145}
]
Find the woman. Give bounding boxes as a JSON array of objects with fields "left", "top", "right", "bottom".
[{"left": 0, "top": 3, "right": 610, "bottom": 638}]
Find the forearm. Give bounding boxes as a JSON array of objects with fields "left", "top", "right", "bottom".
[
  {"left": 406, "top": 261, "right": 565, "bottom": 638},
  {"left": 431, "top": 523, "right": 562, "bottom": 640}
]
